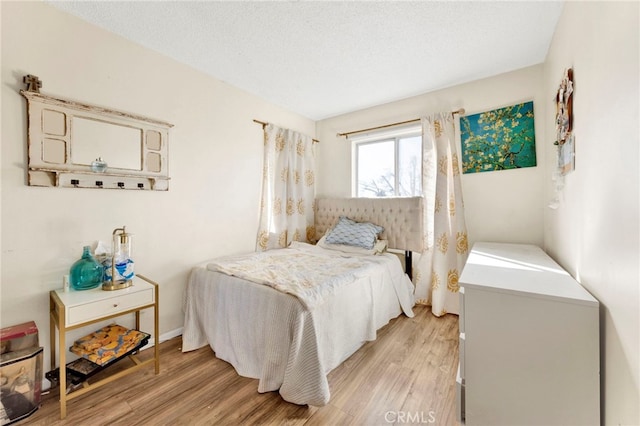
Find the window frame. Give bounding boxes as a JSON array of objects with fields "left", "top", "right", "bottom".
[{"left": 351, "top": 124, "right": 422, "bottom": 198}]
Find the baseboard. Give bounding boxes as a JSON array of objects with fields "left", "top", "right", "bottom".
[
  {"left": 159, "top": 327, "right": 183, "bottom": 344},
  {"left": 138, "top": 327, "right": 182, "bottom": 350}
]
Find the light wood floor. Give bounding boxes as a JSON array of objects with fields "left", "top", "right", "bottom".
[{"left": 21, "top": 305, "right": 459, "bottom": 425}]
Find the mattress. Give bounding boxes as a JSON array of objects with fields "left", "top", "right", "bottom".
[{"left": 181, "top": 244, "right": 415, "bottom": 406}]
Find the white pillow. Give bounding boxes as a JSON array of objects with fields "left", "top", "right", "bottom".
[{"left": 317, "top": 235, "right": 387, "bottom": 255}]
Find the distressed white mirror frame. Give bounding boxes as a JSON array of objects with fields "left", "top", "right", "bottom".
[{"left": 21, "top": 84, "right": 173, "bottom": 191}]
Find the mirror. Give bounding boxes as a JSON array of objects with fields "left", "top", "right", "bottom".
[
  {"left": 72, "top": 117, "right": 143, "bottom": 171},
  {"left": 21, "top": 88, "right": 172, "bottom": 191}
]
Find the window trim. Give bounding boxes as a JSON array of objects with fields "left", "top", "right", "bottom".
[{"left": 351, "top": 124, "right": 422, "bottom": 197}]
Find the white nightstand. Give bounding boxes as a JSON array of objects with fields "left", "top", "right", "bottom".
[{"left": 49, "top": 274, "right": 159, "bottom": 419}]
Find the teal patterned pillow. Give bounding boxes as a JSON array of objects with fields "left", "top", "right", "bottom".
[{"left": 325, "top": 216, "right": 384, "bottom": 250}]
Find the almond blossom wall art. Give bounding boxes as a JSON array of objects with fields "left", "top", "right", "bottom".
[{"left": 461, "top": 101, "right": 536, "bottom": 174}]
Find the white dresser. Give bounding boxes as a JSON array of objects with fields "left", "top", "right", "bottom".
[{"left": 457, "top": 242, "right": 599, "bottom": 425}]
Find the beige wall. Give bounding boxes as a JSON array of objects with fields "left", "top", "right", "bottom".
[
  {"left": 1, "top": 1, "right": 314, "bottom": 367},
  {"left": 316, "top": 65, "right": 546, "bottom": 247},
  {"left": 543, "top": 2, "right": 639, "bottom": 423},
  {"left": 3, "top": 1, "right": 638, "bottom": 420}
]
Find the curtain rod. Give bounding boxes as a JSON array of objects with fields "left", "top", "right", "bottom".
[
  {"left": 253, "top": 119, "right": 319, "bottom": 143},
  {"left": 336, "top": 108, "right": 465, "bottom": 138}
]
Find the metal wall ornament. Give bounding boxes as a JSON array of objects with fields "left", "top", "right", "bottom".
[
  {"left": 549, "top": 68, "right": 575, "bottom": 209},
  {"left": 555, "top": 68, "right": 575, "bottom": 175}
]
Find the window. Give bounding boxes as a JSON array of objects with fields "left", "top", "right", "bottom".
[{"left": 352, "top": 125, "right": 422, "bottom": 197}]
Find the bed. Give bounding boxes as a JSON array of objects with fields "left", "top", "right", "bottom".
[{"left": 182, "top": 197, "right": 423, "bottom": 406}]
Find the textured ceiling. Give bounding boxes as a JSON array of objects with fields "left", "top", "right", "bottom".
[{"left": 48, "top": 1, "right": 564, "bottom": 120}]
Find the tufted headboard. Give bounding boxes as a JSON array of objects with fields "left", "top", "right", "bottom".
[{"left": 314, "top": 197, "right": 424, "bottom": 253}]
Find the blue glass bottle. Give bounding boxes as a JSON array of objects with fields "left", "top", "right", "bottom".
[{"left": 70, "top": 246, "right": 103, "bottom": 290}]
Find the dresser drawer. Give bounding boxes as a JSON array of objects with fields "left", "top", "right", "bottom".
[
  {"left": 459, "top": 332, "right": 466, "bottom": 379},
  {"left": 66, "top": 287, "right": 154, "bottom": 326},
  {"left": 459, "top": 286, "right": 465, "bottom": 333},
  {"left": 456, "top": 364, "right": 465, "bottom": 424}
]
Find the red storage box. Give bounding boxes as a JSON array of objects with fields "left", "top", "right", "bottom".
[{"left": 0, "top": 322, "right": 39, "bottom": 356}]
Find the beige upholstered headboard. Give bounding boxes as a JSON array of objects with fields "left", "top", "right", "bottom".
[{"left": 314, "top": 197, "right": 424, "bottom": 253}]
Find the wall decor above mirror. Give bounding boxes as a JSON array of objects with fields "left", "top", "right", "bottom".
[{"left": 20, "top": 75, "right": 173, "bottom": 191}]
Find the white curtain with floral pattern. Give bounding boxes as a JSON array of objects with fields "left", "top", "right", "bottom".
[
  {"left": 414, "top": 112, "right": 469, "bottom": 316},
  {"left": 256, "top": 124, "right": 316, "bottom": 251}
]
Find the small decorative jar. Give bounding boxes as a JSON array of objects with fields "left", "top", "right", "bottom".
[
  {"left": 91, "top": 157, "right": 108, "bottom": 173},
  {"left": 70, "top": 246, "right": 103, "bottom": 290}
]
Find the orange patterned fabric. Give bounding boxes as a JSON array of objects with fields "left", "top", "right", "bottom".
[{"left": 70, "top": 324, "right": 148, "bottom": 366}]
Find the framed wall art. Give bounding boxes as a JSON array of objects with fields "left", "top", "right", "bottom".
[{"left": 460, "top": 101, "right": 537, "bottom": 174}]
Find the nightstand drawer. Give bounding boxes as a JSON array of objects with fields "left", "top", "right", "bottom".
[{"left": 67, "top": 287, "right": 154, "bottom": 326}]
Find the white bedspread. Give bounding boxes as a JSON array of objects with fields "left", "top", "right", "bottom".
[
  {"left": 207, "top": 242, "right": 396, "bottom": 309},
  {"left": 182, "top": 245, "right": 415, "bottom": 406}
]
